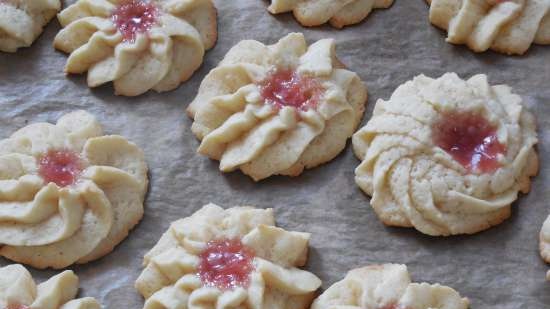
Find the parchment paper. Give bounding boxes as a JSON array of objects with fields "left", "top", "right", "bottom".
[{"left": 1, "top": 1, "right": 550, "bottom": 308}]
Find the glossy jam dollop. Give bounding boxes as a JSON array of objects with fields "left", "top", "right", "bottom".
[
  {"left": 112, "top": 0, "right": 158, "bottom": 42},
  {"left": 432, "top": 111, "right": 506, "bottom": 173},
  {"left": 258, "top": 69, "right": 324, "bottom": 112},
  {"left": 38, "top": 149, "right": 84, "bottom": 187},
  {"left": 198, "top": 238, "right": 255, "bottom": 290}
]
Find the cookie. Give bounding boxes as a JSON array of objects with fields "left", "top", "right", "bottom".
[
  {"left": 0, "top": 264, "right": 100, "bottom": 309},
  {"left": 427, "top": 0, "right": 550, "bottom": 55},
  {"left": 312, "top": 264, "right": 470, "bottom": 309},
  {"left": 53, "top": 0, "right": 217, "bottom": 96},
  {"left": 353, "top": 73, "right": 538, "bottom": 236},
  {"left": 0, "top": 0, "right": 61, "bottom": 52},
  {"left": 539, "top": 215, "right": 550, "bottom": 280},
  {"left": 188, "top": 33, "right": 367, "bottom": 181},
  {"left": 135, "top": 203, "right": 322, "bottom": 309},
  {"left": 267, "top": 0, "right": 394, "bottom": 28},
  {"left": 0, "top": 110, "right": 148, "bottom": 269}
]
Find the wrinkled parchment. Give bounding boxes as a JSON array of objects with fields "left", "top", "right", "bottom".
[{"left": 1, "top": 1, "right": 550, "bottom": 308}]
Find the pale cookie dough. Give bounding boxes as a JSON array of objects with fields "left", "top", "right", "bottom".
[
  {"left": 0, "top": 264, "right": 101, "bottom": 309},
  {"left": 539, "top": 215, "right": 550, "bottom": 280},
  {"left": 0, "top": 110, "right": 148, "bottom": 269},
  {"left": 0, "top": 0, "right": 61, "bottom": 52},
  {"left": 135, "top": 203, "right": 322, "bottom": 309},
  {"left": 312, "top": 264, "right": 470, "bottom": 309},
  {"left": 53, "top": 0, "right": 217, "bottom": 96},
  {"left": 188, "top": 33, "right": 367, "bottom": 181},
  {"left": 267, "top": 0, "right": 394, "bottom": 28},
  {"left": 427, "top": 0, "right": 550, "bottom": 55},
  {"left": 353, "top": 73, "right": 538, "bottom": 236}
]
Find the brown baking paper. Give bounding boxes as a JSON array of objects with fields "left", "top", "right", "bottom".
[{"left": 1, "top": 0, "right": 550, "bottom": 308}]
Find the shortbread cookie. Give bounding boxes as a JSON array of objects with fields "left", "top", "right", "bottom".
[
  {"left": 312, "top": 264, "right": 470, "bottom": 309},
  {"left": 427, "top": 0, "right": 550, "bottom": 55},
  {"left": 135, "top": 203, "right": 322, "bottom": 309},
  {"left": 267, "top": 0, "right": 394, "bottom": 28},
  {"left": 353, "top": 73, "right": 538, "bottom": 236},
  {"left": 0, "top": 110, "right": 148, "bottom": 269},
  {"left": 53, "top": 0, "right": 217, "bottom": 96},
  {"left": 539, "top": 215, "right": 550, "bottom": 280},
  {"left": 0, "top": 0, "right": 61, "bottom": 52},
  {"left": 188, "top": 33, "right": 367, "bottom": 181},
  {"left": 0, "top": 264, "right": 101, "bottom": 309}
]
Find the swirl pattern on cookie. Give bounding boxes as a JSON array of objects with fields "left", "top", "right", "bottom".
[
  {"left": 188, "top": 33, "right": 367, "bottom": 181},
  {"left": 312, "top": 264, "right": 470, "bottom": 309},
  {"left": 0, "top": 264, "right": 100, "bottom": 309},
  {"left": 427, "top": 0, "right": 550, "bottom": 55},
  {"left": 353, "top": 73, "right": 538, "bottom": 236},
  {"left": 135, "top": 203, "right": 322, "bottom": 309},
  {"left": 0, "top": 111, "right": 148, "bottom": 269},
  {"left": 53, "top": 0, "right": 217, "bottom": 96},
  {"left": 0, "top": 0, "right": 61, "bottom": 52},
  {"left": 267, "top": 0, "right": 394, "bottom": 28}
]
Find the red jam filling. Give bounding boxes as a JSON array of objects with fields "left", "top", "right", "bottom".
[
  {"left": 432, "top": 111, "right": 506, "bottom": 173},
  {"left": 258, "top": 69, "right": 324, "bottom": 112},
  {"left": 198, "top": 238, "right": 255, "bottom": 290},
  {"left": 38, "top": 149, "right": 84, "bottom": 187},
  {"left": 112, "top": 0, "right": 158, "bottom": 42}
]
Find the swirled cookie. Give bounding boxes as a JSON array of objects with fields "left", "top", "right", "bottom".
[
  {"left": 353, "top": 73, "right": 538, "bottom": 236},
  {"left": 312, "top": 264, "right": 470, "bottom": 309},
  {"left": 188, "top": 33, "right": 367, "bottom": 181},
  {"left": 267, "top": 0, "right": 394, "bottom": 28},
  {"left": 0, "top": 0, "right": 61, "bottom": 52},
  {"left": 427, "top": 0, "right": 550, "bottom": 55},
  {"left": 0, "top": 110, "right": 148, "bottom": 269},
  {"left": 135, "top": 203, "right": 322, "bottom": 309},
  {"left": 539, "top": 215, "right": 550, "bottom": 280},
  {"left": 53, "top": 0, "right": 217, "bottom": 96},
  {"left": 0, "top": 264, "right": 100, "bottom": 309}
]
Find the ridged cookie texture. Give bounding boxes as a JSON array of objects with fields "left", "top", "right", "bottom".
[
  {"left": 53, "top": 0, "right": 217, "bottom": 96},
  {"left": 135, "top": 203, "right": 322, "bottom": 309},
  {"left": 188, "top": 33, "right": 367, "bottom": 181},
  {"left": 0, "top": 264, "right": 101, "bottom": 309},
  {"left": 0, "top": 110, "right": 148, "bottom": 269},
  {"left": 353, "top": 73, "right": 538, "bottom": 236},
  {"left": 267, "top": 0, "right": 394, "bottom": 28},
  {"left": 0, "top": 0, "right": 61, "bottom": 52},
  {"left": 312, "top": 264, "right": 470, "bottom": 309},
  {"left": 427, "top": 0, "right": 550, "bottom": 55}
]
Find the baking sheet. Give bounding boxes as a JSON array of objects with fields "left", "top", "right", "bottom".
[{"left": 1, "top": 0, "right": 550, "bottom": 308}]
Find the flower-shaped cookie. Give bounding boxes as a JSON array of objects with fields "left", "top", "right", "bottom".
[
  {"left": 0, "top": 111, "right": 148, "bottom": 269},
  {"left": 0, "top": 0, "right": 61, "bottom": 52},
  {"left": 53, "top": 0, "right": 217, "bottom": 96},
  {"left": 267, "top": 0, "right": 394, "bottom": 28},
  {"left": 427, "top": 0, "right": 550, "bottom": 55},
  {"left": 135, "top": 203, "right": 322, "bottom": 309},
  {"left": 0, "top": 264, "right": 100, "bottom": 309},
  {"left": 312, "top": 264, "right": 470, "bottom": 309},
  {"left": 353, "top": 73, "right": 538, "bottom": 236},
  {"left": 188, "top": 33, "right": 367, "bottom": 181}
]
